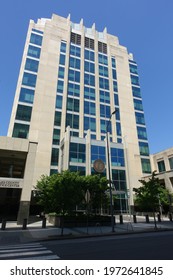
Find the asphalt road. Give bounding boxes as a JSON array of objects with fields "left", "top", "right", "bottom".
[{"left": 42, "top": 231, "right": 173, "bottom": 260}]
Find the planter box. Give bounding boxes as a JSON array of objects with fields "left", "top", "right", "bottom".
[
  {"left": 47, "top": 214, "right": 113, "bottom": 227},
  {"left": 46, "top": 214, "right": 61, "bottom": 227}
]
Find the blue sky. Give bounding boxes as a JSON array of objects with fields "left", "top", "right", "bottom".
[{"left": 0, "top": 0, "right": 173, "bottom": 154}]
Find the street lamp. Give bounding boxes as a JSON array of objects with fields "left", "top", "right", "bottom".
[{"left": 106, "top": 109, "right": 117, "bottom": 232}]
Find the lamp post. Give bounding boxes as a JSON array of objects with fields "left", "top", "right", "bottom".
[{"left": 106, "top": 109, "right": 116, "bottom": 232}]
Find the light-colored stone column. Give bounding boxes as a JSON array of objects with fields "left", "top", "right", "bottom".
[{"left": 17, "top": 142, "right": 37, "bottom": 224}]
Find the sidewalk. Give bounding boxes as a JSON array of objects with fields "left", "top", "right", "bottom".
[{"left": 0, "top": 216, "right": 173, "bottom": 245}]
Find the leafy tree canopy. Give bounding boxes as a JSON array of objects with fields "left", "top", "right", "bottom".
[
  {"left": 133, "top": 171, "right": 170, "bottom": 212},
  {"left": 35, "top": 171, "right": 109, "bottom": 215},
  {"left": 35, "top": 170, "right": 85, "bottom": 215}
]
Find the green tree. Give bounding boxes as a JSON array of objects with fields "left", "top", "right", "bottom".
[
  {"left": 35, "top": 171, "right": 109, "bottom": 234},
  {"left": 35, "top": 171, "right": 85, "bottom": 235},
  {"left": 133, "top": 171, "right": 170, "bottom": 228},
  {"left": 36, "top": 170, "right": 85, "bottom": 215},
  {"left": 35, "top": 174, "right": 56, "bottom": 213}
]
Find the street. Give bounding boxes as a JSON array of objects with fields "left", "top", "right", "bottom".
[{"left": 42, "top": 231, "right": 173, "bottom": 260}]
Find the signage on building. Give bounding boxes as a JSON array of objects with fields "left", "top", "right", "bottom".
[
  {"left": 0, "top": 179, "right": 21, "bottom": 188},
  {"left": 93, "top": 159, "right": 105, "bottom": 173}
]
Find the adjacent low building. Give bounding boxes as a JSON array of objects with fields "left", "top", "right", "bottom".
[
  {"left": 0, "top": 136, "right": 37, "bottom": 223},
  {"left": 150, "top": 147, "right": 173, "bottom": 193}
]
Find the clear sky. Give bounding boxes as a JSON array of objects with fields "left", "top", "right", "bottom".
[{"left": 0, "top": 0, "right": 173, "bottom": 154}]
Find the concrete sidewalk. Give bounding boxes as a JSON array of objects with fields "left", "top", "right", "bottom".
[{"left": 1, "top": 216, "right": 173, "bottom": 245}]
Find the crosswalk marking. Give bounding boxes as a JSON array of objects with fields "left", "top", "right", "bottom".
[
  {"left": 19, "top": 254, "right": 60, "bottom": 260},
  {"left": 0, "top": 243, "right": 60, "bottom": 260},
  {"left": 0, "top": 243, "right": 41, "bottom": 249},
  {"left": 0, "top": 247, "right": 47, "bottom": 253}
]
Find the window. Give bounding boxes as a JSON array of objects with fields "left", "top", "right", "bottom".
[
  {"left": 157, "top": 160, "right": 166, "bottom": 172},
  {"left": 84, "top": 101, "right": 95, "bottom": 115},
  {"left": 131, "top": 75, "right": 140, "bottom": 86},
  {"left": 98, "top": 54, "right": 108, "bottom": 65},
  {"left": 112, "top": 69, "right": 117, "bottom": 80},
  {"left": 139, "top": 142, "right": 149, "bottom": 156},
  {"left": 113, "top": 81, "right": 118, "bottom": 92},
  {"left": 56, "top": 95, "right": 63, "bottom": 109},
  {"left": 91, "top": 134, "right": 96, "bottom": 139},
  {"left": 60, "top": 42, "right": 66, "bottom": 53},
  {"left": 54, "top": 111, "right": 61, "bottom": 126},
  {"left": 134, "top": 99, "right": 143, "bottom": 111},
  {"left": 91, "top": 145, "right": 106, "bottom": 163},
  {"left": 67, "top": 98, "right": 79, "bottom": 112},
  {"left": 129, "top": 64, "right": 138, "bottom": 74},
  {"left": 115, "top": 109, "right": 120, "bottom": 121},
  {"left": 132, "top": 86, "right": 141, "bottom": 98},
  {"left": 58, "top": 66, "right": 65, "bottom": 79},
  {"left": 52, "top": 129, "right": 60, "bottom": 145},
  {"left": 111, "top": 57, "right": 116, "bottom": 68},
  {"left": 69, "top": 57, "right": 80, "bottom": 69},
  {"left": 111, "top": 148, "right": 125, "bottom": 167},
  {"left": 32, "top": 29, "right": 43, "bottom": 35},
  {"left": 68, "top": 83, "right": 80, "bottom": 97},
  {"left": 15, "top": 105, "right": 32, "bottom": 122},
  {"left": 99, "top": 77, "right": 109, "bottom": 90},
  {"left": 169, "top": 157, "right": 173, "bottom": 170},
  {"left": 100, "top": 90, "right": 110, "bottom": 104},
  {"left": 30, "top": 33, "right": 42, "bottom": 46},
  {"left": 112, "top": 169, "right": 126, "bottom": 191},
  {"left": 69, "top": 165, "right": 86, "bottom": 175},
  {"left": 70, "top": 45, "right": 81, "bottom": 57},
  {"left": 51, "top": 148, "right": 59, "bottom": 166},
  {"left": 19, "top": 88, "right": 34, "bottom": 104},
  {"left": 114, "top": 94, "right": 119, "bottom": 106},
  {"left": 59, "top": 54, "right": 66, "bottom": 65},
  {"left": 50, "top": 169, "right": 58, "bottom": 176},
  {"left": 129, "top": 59, "right": 137, "bottom": 65},
  {"left": 84, "top": 117, "right": 96, "bottom": 131},
  {"left": 84, "top": 61, "right": 95, "bottom": 73},
  {"left": 135, "top": 112, "right": 145, "bottom": 125},
  {"left": 116, "top": 122, "right": 122, "bottom": 136},
  {"left": 69, "top": 69, "right": 80, "bottom": 83},
  {"left": 84, "top": 73, "right": 95, "bottom": 86},
  {"left": 117, "top": 138, "right": 122, "bottom": 143},
  {"left": 99, "top": 65, "right": 108, "bottom": 77},
  {"left": 25, "top": 58, "right": 39, "bottom": 72},
  {"left": 66, "top": 114, "right": 79, "bottom": 129},
  {"left": 141, "top": 158, "right": 151, "bottom": 174},
  {"left": 100, "top": 119, "right": 111, "bottom": 134},
  {"left": 69, "top": 143, "right": 86, "bottom": 163},
  {"left": 12, "top": 123, "right": 29, "bottom": 139},
  {"left": 100, "top": 104, "right": 110, "bottom": 118},
  {"left": 57, "top": 80, "right": 64, "bottom": 93},
  {"left": 27, "top": 45, "right": 41, "bottom": 58},
  {"left": 84, "top": 86, "right": 95, "bottom": 100},
  {"left": 22, "top": 72, "right": 37, "bottom": 87},
  {"left": 85, "top": 50, "right": 94, "bottom": 61},
  {"left": 137, "top": 126, "right": 147, "bottom": 140},
  {"left": 70, "top": 131, "right": 79, "bottom": 137}
]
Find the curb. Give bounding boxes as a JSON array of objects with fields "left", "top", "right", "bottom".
[{"left": 28, "top": 227, "right": 173, "bottom": 243}]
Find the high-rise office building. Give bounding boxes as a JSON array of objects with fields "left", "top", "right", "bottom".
[{"left": 5, "top": 14, "right": 151, "bottom": 221}]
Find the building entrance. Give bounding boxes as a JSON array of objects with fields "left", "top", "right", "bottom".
[{"left": 0, "top": 188, "right": 22, "bottom": 220}]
